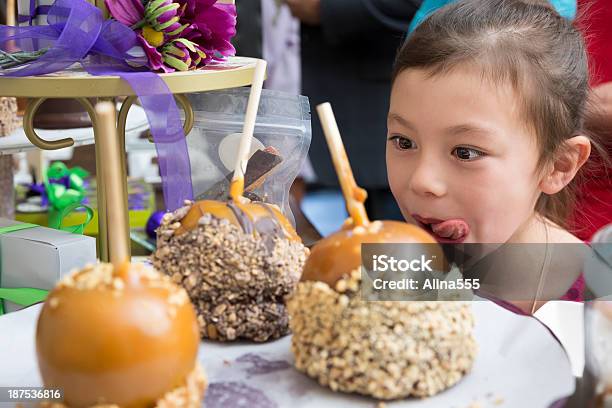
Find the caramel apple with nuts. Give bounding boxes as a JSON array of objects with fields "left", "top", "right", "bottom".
[
  {"left": 153, "top": 61, "right": 308, "bottom": 342},
  {"left": 36, "top": 263, "right": 204, "bottom": 408},
  {"left": 35, "top": 103, "right": 206, "bottom": 408},
  {"left": 287, "top": 103, "right": 477, "bottom": 400},
  {"left": 153, "top": 198, "right": 308, "bottom": 342}
]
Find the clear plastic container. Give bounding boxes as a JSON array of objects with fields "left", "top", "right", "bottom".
[{"left": 185, "top": 88, "right": 311, "bottom": 226}]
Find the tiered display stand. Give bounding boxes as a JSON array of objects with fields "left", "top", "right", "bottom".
[{"left": 0, "top": 56, "right": 262, "bottom": 261}]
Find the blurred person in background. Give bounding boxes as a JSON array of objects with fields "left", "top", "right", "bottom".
[
  {"left": 285, "top": 0, "right": 423, "bottom": 220},
  {"left": 234, "top": 0, "right": 301, "bottom": 95}
]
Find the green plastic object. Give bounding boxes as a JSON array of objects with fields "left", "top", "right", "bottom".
[{"left": 0, "top": 287, "right": 48, "bottom": 315}]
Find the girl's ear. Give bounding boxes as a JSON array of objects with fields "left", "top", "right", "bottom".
[{"left": 540, "top": 135, "right": 591, "bottom": 194}]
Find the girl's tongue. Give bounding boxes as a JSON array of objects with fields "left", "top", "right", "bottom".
[{"left": 430, "top": 219, "right": 470, "bottom": 242}]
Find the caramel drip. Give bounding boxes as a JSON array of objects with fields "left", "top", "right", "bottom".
[
  {"left": 175, "top": 200, "right": 301, "bottom": 243},
  {"left": 349, "top": 185, "right": 370, "bottom": 227},
  {"left": 229, "top": 178, "right": 245, "bottom": 202},
  {"left": 255, "top": 203, "right": 285, "bottom": 237},
  {"left": 226, "top": 201, "right": 288, "bottom": 251},
  {"left": 227, "top": 201, "right": 255, "bottom": 235},
  {"left": 253, "top": 203, "right": 286, "bottom": 250}
]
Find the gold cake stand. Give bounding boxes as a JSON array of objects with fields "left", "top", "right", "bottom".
[{"left": 0, "top": 56, "right": 261, "bottom": 261}]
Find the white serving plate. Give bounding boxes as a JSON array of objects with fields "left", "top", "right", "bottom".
[{"left": 0, "top": 300, "right": 574, "bottom": 407}]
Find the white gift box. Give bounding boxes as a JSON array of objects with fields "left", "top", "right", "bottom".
[{"left": 0, "top": 218, "right": 96, "bottom": 314}]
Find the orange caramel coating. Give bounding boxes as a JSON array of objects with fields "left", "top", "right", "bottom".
[
  {"left": 301, "top": 220, "right": 441, "bottom": 287},
  {"left": 174, "top": 199, "right": 301, "bottom": 242},
  {"left": 36, "top": 263, "right": 200, "bottom": 408}
]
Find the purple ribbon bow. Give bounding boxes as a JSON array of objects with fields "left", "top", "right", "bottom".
[{"left": 1, "top": 0, "right": 194, "bottom": 211}]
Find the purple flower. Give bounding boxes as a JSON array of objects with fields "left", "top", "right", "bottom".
[
  {"left": 180, "top": 0, "right": 236, "bottom": 60},
  {"left": 106, "top": 0, "right": 236, "bottom": 72},
  {"left": 105, "top": 0, "right": 144, "bottom": 27}
]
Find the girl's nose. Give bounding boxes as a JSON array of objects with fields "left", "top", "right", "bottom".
[{"left": 408, "top": 158, "right": 447, "bottom": 198}]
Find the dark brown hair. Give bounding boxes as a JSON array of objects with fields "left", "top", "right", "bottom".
[{"left": 392, "top": 0, "right": 596, "bottom": 228}]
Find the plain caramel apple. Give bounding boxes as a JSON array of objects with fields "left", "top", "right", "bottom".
[{"left": 36, "top": 263, "right": 200, "bottom": 408}]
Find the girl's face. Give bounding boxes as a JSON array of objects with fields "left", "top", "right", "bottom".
[{"left": 387, "top": 68, "right": 543, "bottom": 244}]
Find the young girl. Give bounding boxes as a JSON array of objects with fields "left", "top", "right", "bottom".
[{"left": 386, "top": 0, "right": 597, "bottom": 310}]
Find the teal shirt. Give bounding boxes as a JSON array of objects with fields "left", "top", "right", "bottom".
[{"left": 408, "top": 0, "right": 576, "bottom": 33}]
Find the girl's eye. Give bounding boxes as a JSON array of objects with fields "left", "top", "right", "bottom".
[
  {"left": 389, "top": 135, "right": 416, "bottom": 151},
  {"left": 452, "top": 146, "right": 486, "bottom": 161}
]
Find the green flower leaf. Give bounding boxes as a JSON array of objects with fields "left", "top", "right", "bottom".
[
  {"left": 166, "top": 23, "right": 189, "bottom": 36},
  {"left": 173, "top": 38, "right": 197, "bottom": 52},
  {"left": 145, "top": 0, "right": 167, "bottom": 14},
  {"left": 163, "top": 55, "right": 189, "bottom": 71},
  {"left": 163, "top": 45, "right": 185, "bottom": 58},
  {"left": 156, "top": 16, "right": 179, "bottom": 30},
  {"left": 147, "top": 3, "right": 179, "bottom": 22}
]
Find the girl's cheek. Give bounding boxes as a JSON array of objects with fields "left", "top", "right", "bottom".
[
  {"left": 387, "top": 170, "right": 404, "bottom": 203},
  {"left": 386, "top": 151, "right": 406, "bottom": 189}
]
